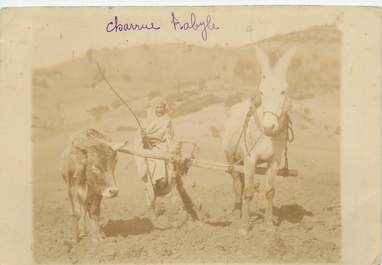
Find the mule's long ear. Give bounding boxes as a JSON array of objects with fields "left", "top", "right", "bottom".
[
  {"left": 255, "top": 46, "right": 270, "bottom": 75},
  {"left": 275, "top": 46, "right": 296, "bottom": 75}
]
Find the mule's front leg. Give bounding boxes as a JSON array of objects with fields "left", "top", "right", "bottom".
[
  {"left": 230, "top": 170, "right": 244, "bottom": 220},
  {"left": 265, "top": 160, "right": 278, "bottom": 228},
  {"left": 239, "top": 157, "right": 256, "bottom": 236},
  {"left": 225, "top": 151, "right": 244, "bottom": 221}
]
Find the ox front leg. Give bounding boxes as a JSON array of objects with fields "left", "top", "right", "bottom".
[
  {"left": 77, "top": 184, "right": 88, "bottom": 239},
  {"left": 239, "top": 156, "right": 256, "bottom": 236},
  {"left": 68, "top": 185, "right": 81, "bottom": 243},
  {"left": 264, "top": 160, "right": 278, "bottom": 229},
  {"left": 86, "top": 191, "right": 105, "bottom": 242}
]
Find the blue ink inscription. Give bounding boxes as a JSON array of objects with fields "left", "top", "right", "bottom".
[
  {"left": 170, "top": 12, "right": 220, "bottom": 41},
  {"left": 105, "top": 13, "right": 220, "bottom": 41},
  {"left": 106, "top": 16, "right": 161, "bottom": 32}
]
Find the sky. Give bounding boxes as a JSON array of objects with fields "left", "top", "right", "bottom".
[{"left": 1, "top": 6, "right": 343, "bottom": 67}]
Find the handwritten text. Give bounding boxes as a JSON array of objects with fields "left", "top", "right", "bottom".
[
  {"left": 106, "top": 16, "right": 161, "bottom": 32},
  {"left": 170, "top": 12, "right": 220, "bottom": 41}
]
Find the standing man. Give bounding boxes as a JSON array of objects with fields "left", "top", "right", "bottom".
[{"left": 134, "top": 96, "right": 175, "bottom": 210}]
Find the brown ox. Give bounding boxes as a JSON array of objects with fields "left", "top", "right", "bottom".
[{"left": 60, "top": 129, "right": 125, "bottom": 242}]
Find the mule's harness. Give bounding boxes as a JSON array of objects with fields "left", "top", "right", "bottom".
[
  {"left": 229, "top": 97, "right": 294, "bottom": 176},
  {"left": 283, "top": 116, "right": 294, "bottom": 176}
]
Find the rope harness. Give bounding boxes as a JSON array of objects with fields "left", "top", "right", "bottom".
[
  {"left": 283, "top": 116, "right": 294, "bottom": 176},
  {"left": 229, "top": 97, "right": 294, "bottom": 177}
]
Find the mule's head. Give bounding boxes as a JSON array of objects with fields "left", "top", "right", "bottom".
[
  {"left": 85, "top": 143, "right": 119, "bottom": 198},
  {"left": 256, "top": 46, "right": 296, "bottom": 136}
]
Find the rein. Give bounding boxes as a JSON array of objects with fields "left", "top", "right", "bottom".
[
  {"left": 282, "top": 116, "right": 294, "bottom": 176},
  {"left": 229, "top": 98, "right": 294, "bottom": 175},
  {"left": 230, "top": 98, "right": 264, "bottom": 167}
]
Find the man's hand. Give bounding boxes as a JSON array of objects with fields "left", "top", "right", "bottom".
[{"left": 141, "top": 129, "right": 153, "bottom": 149}]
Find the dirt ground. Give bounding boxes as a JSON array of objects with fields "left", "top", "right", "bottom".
[{"left": 32, "top": 89, "right": 340, "bottom": 263}]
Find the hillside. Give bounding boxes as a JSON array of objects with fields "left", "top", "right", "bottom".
[{"left": 32, "top": 24, "right": 340, "bottom": 135}]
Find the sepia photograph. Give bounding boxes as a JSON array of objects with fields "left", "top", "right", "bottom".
[{"left": 0, "top": 5, "right": 381, "bottom": 265}]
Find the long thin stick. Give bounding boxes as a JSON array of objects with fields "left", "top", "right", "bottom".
[
  {"left": 96, "top": 62, "right": 144, "bottom": 130},
  {"left": 117, "top": 146, "right": 298, "bottom": 177}
]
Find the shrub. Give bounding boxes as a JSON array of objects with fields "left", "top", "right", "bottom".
[
  {"left": 87, "top": 105, "right": 110, "bottom": 119},
  {"left": 172, "top": 94, "right": 222, "bottom": 117}
]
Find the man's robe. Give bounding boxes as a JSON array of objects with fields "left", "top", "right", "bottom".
[{"left": 134, "top": 111, "right": 174, "bottom": 183}]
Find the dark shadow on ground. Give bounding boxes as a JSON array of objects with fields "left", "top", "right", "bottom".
[
  {"left": 250, "top": 203, "right": 313, "bottom": 226},
  {"left": 103, "top": 217, "right": 155, "bottom": 237},
  {"left": 273, "top": 203, "right": 313, "bottom": 225},
  {"left": 204, "top": 220, "right": 231, "bottom": 227}
]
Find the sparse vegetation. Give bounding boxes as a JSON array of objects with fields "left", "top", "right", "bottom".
[
  {"left": 224, "top": 92, "right": 245, "bottom": 108},
  {"left": 233, "top": 58, "right": 258, "bottom": 83},
  {"left": 32, "top": 24, "right": 340, "bottom": 132},
  {"left": 172, "top": 94, "right": 222, "bottom": 117},
  {"left": 148, "top": 90, "right": 161, "bottom": 99},
  {"left": 111, "top": 100, "right": 123, "bottom": 109},
  {"left": 166, "top": 90, "right": 198, "bottom": 103},
  {"left": 116, "top": 126, "right": 136, "bottom": 132},
  {"left": 87, "top": 105, "right": 110, "bottom": 120},
  {"left": 209, "top": 126, "right": 221, "bottom": 138}
]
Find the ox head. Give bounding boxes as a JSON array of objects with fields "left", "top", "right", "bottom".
[
  {"left": 255, "top": 46, "right": 296, "bottom": 136},
  {"left": 85, "top": 143, "right": 119, "bottom": 198}
]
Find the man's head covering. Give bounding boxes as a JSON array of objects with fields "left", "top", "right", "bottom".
[{"left": 150, "top": 96, "right": 169, "bottom": 111}]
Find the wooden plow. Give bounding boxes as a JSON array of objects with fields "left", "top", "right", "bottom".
[{"left": 117, "top": 141, "right": 298, "bottom": 177}]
